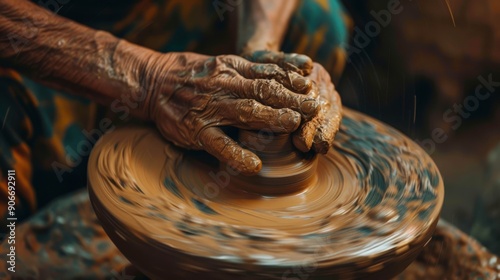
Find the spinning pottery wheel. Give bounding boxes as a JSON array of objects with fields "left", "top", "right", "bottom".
[{"left": 88, "top": 108, "right": 444, "bottom": 279}]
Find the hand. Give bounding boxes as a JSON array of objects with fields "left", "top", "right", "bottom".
[
  {"left": 293, "top": 62, "right": 342, "bottom": 154},
  {"left": 141, "top": 52, "right": 319, "bottom": 175},
  {"left": 242, "top": 50, "right": 314, "bottom": 76},
  {"left": 243, "top": 51, "right": 342, "bottom": 154}
]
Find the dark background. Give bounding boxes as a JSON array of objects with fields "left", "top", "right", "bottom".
[{"left": 340, "top": 0, "right": 500, "bottom": 254}]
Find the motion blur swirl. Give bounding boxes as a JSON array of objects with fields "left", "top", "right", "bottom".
[{"left": 88, "top": 108, "right": 444, "bottom": 279}]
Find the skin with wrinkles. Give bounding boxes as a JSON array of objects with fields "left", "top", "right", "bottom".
[
  {"left": 293, "top": 63, "right": 342, "bottom": 154},
  {"left": 243, "top": 50, "right": 314, "bottom": 76},
  {"left": 224, "top": 63, "right": 342, "bottom": 195},
  {"left": 147, "top": 52, "right": 321, "bottom": 175},
  {"left": 0, "top": 1, "right": 496, "bottom": 279},
  {"left": 234, "top": 0, "right": 339, "bottom": 158},
  {"left": 0, "top": 0, "right": 326, "bottom": 176}
]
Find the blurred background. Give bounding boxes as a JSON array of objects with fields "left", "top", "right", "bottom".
[
  {"left": 339, "top": 0, "right": 500, "bottom": 255},
  {"left": 1, "top": 1, "right": 498, "bottom": 278}
]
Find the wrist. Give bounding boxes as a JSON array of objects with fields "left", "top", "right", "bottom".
[
  {"left": 111, "top": 39, "right": 164, "bottom": 121},
  {"left": 237, "top": 0, "right": 298, "bottom": 54},
  {"left": 241, "top": 33, "right": 277, "bottom": 54}
]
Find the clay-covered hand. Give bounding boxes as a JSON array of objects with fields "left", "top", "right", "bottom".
[
  {"left": 243, "top": 51, "right": 342, "bottom": 154},
  {"left": 242, "top": 50, "right": 314, "bottom": 76},
  {"left": 292, "top": 63, "right": 343, "bottom": 154},
  {"left": 142, "top": 52, "right": 319, "bottom": 175}
]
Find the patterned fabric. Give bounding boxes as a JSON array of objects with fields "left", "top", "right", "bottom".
[
  {"left": 0, "top": 70, "right": 97, "bottom": 230},
  {"left": 283, "top": 0, "right": 350, "bottom": 82},
  {"left": 0, "top": 0, "right": 349, "bottom": 230}
]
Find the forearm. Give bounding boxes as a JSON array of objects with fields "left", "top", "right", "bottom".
[
  {"left": 0, "top": 0, "right": 159, "bottom": 119},
  {"left": 236, "top": 0, "right": 298, "bottom": 53}
]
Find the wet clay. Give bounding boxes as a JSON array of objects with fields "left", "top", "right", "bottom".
[
  {"left": 88, "top": 108, "right": 444, "bottom": 279},
  {"left": 1, "top": 189, "right": 497, "bottom": 279},
  {"left": 230, "top": 130, "right": 319, "bottom": 195}
]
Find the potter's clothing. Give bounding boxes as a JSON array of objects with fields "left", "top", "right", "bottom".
[{"left": 0, "top": 0, "right": 350, "bottom": 228}]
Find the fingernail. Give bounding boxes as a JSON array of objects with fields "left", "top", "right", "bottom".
[
  {"left": 241, "top": 154, "right": 262, "bottom": 175},
  {"left": 278, "top": 110, "right": 301, "bottom": 132},
  {"left": 292, "top": 76, "right": 311, "bottom": 92},
  {"left": 300, "top": 100, "right": 319, "bottom": 116}
]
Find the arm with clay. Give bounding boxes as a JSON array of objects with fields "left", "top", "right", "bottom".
[
  {"left": 0, "top": 0, "right": 320, "bottom": 175},
  {"left": 236, "top": 0, "right": 343, "bottom": 154},
  {"left": 236, "top": 0, "right": 313, "bottom": 75}
]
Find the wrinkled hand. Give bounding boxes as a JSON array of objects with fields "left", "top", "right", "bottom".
[
  {"left": 142, "top": 52, "right": 319, "bottom": 175},
  {"left": 242, "top": 50, "right": 314, "bottom": 76},
  {"left": 244, "top": 51, "right": 342, "bottom": 154},
  {"left": 293, "top": 62, "right": 342, "bottom": 154}
]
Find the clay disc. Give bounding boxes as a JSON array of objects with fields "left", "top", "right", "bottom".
[{"left": 88, "top": 108, "right": 444, "bottom": 279}]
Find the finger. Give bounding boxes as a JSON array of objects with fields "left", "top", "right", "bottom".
[
  {"left": 199, "top": 127, "right": 262, "bottom": 175},
  {"left": 219, "top": 99, "right": 301, "bottom": 133},
  {"left": 303, "top": 79, "right": 320, "bottom": 102},
  {"left": 312, "top": 124, "right": 337, "bottom": 154},
  {"left": 227, "top": 57, "right": 312, "bottom": 93},
  {"left": 243, "top": 51, "right": 314, "bottom": 76},
  {"left": 294, "top": 117, "right": 336, "bottom": 154},
  {"left": 250, "top": 65, "right": 312, "bottom": 94},
  {"left": 293, "top": 65, "right": 342, "bottom": 153},
  {"left": 293, "top": 118, "right": 319, "bottom": 152},
  {"left": 310, "top": 68, "right": 343, "bottom": 154},
  {"left": 312, "top": 109, "right": 342, "bottom": 154},
  {"left": 223, "top": 77, "right": 319, "bottom": 120}
]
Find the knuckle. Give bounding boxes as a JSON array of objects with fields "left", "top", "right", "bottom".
[
  {"left": 252, "top": 80, "right": 269, "bottom": 100},
  {"left": 236, "top": 99, "right": 259, "bottom": 122},
  {"left": 213, "top": 56, "right": 234, "bottom": 71},
  {"left": 267, "top": 79, "right": 285, "bottom": 93},
  {"left": 265, "top": 63, "right": 281, "bottom": 73},
  {"left": 222, "top": 54, "right": 239, "bottom": 61},
  {"left": 214, "top": 68, "right": 239, "bottom": 80},
  {"left": 205, "top": 77, "right": 219, "bottom": 89},
  {"left": 250, "top": 63, "right": 280, "bottom": 77},
  {"left": 220, "top": 55, "right": 244, "bottom": 67}
]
